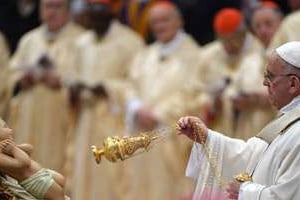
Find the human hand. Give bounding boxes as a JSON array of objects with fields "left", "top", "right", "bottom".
[
  {"left": 91, "top": 84, "right": 108, "bottom": 99},
  {"left": 0, "top": 139, "right": 8, "bottom": 152},
  {"left": 213, "top": 94, "right": 223, "bottom": 111},
  {"left": 43, "top": 69, "right": 62, "bottom": 90},
  {"left": 226, "top": 180, "right": 241, "bottom": 200},
  {"left": 2, "top": 139, "right": 16, "bottom": 156},
  {"left": 232, "top": 93, "right": 255, "bottom": 111},
  {"left": 176, "top": 116, "right": 208, "bottom": 144},
  {"left": 69, "top": 81, "right": 86, "bottom": 107},
  {"left": 19, "top": 70, "right": 36, "bottom": 90},
  {"left": 135, "top": 107, "right": 159, "bottom": 131}
]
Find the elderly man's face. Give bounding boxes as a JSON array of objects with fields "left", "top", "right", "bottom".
[
  {"left": 149, "top": 7, "right": 181, "bottom": 43},
  {"left": 85, "top": 4, "right": 113, "bottom": 36},
  {"left": 263, "top": 53, "right": 294, "bottom": 109},
  {"left": 218, "top": 30, "right": 246, "bottom": 56},
  {"left": 251, "top": 9, "right": 281, "bottom": 48},
  {"left": 40, "top": 0, "right": 69, "bottom": 32}
]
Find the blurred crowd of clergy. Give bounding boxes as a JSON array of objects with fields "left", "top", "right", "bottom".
[{"left": 0, "top": 0, "right": 300, "bottom": 199}]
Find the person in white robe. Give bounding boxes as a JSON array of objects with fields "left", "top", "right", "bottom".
[
  {"left": 268, "top": 0, "right": 300, "bottom": 50},
  {"left": 0, "top": 32, "right": 10, "bottom": 118},
  {"left": 178, "top": 41, "right": 300, "bottom": 200},
  {"left": 125, "top": 2, "right": 201, "bottom": 199},
  {"left": 198, "top": 8, "right": 271, "bottom": 140},
  {"left": 250, "top": 1, "right": 283, "bottom": 49},
  {"left": 8, "top": 0, "right": 84, "bottom": 174},
  {"left": 69, "top": 1, "right": 144, "bottom": 199}
]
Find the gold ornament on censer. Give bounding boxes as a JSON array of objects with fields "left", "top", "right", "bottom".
[
  {"left": 91, "top": 126, "right": 173, "bottom": 164},
  {"left": 91, "top": 121, "right": 252, "bottom": 187}
]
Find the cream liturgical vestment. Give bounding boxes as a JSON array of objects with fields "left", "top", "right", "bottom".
[
  {"left": 126, "top": 31, "right": 201, "bottom": 200},
  {"left": 186, "top": 95, "right": 300, "bottom": 200},
  {"left": 8, "top": 22, "right": 84, "bottom": 172},
  {"left": 0, "top": 32, "right": 10, "bottom": 118},
  {"left": 269, "top": 10, "right": 300, "bottom": 50},
  {"left": 198, "top": 34, "right": 273, "bottom": 140},
  {"left": 71, "top": 21, "right": 144, "bottom": 200}
]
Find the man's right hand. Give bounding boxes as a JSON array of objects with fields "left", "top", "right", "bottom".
[
  {"left": 91, "top": 84, "right": 109, "bottom": 99},
  {"left": 135, "top": 107, "right": 159, "bottom": 131},
  {"left": 69, "top": 82, "right": 86, "bottom": 108},
  {"left": 177, "top": 116, "right": 208, "bottom": 144},
  {"left": 42, "top": 69, "right": 62, "bottom": 90},
  {"left": 19, "top": 71, "right": 36, "bottom": 90}
]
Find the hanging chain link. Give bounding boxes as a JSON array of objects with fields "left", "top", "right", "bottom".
[{"left": 192, "top": 121, "right": 228, "bottom": 190}]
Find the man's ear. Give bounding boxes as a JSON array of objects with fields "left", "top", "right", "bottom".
[{"left": 289, "top": 75, "right": 300, "bottom": 94}]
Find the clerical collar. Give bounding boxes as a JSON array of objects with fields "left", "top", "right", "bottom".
[
  {"left": 43, "top": 23, "right": 68, "bottom": 43},
  {"left": 280, "top": 95, "right": 300, "bottom": 114},
  {"left": 91, "top": 20, "right": 116, "bottom": 42},
  {"left": 225, "top": 33, "right": 252, "bottom": 64},
  {"left": 158, "top": 30, "right": 185, "bottom": 59}
]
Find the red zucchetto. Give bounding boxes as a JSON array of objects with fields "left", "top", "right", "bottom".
[{"left": 213, "top": 8, "right": 243, "bottom": 35}]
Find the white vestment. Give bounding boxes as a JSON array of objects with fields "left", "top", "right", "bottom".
[{"left": 186, "top": 95, "right": 300, "bottom": 199}]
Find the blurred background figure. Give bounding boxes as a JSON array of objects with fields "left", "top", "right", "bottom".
[
  {"left": 69, "top": 0, "right": 143, "bottom": 199},
  {"left": 125, "top": 2, "right": 202, "bottom": 199},
  {"left": 7, "top": 0, "right": 83, "bottom": 178},
  {"left": 268, "top": 0, "right": 300, "bottom": 49},
  {"left": 251, "top": 1, "right": 283, "bottom": 49},
  {"left": 0, "top": 32, "right": 10, "bottom": 119},
  {"left": 118, "top": 0, "right": 159, "bottom": 43},
  {"left": 118, "top": 0, "right": 242, "bottom": 44},
  {"left": 197, "top": 8, "right": 273, "bottom": 140},
  {"left": 173, "top": 0, "right": 241, "bottom": 45}
]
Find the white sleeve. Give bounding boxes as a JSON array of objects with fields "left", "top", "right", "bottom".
[
  {"left": 186, "top": 130, "right": 267, "bottom": 198},
  {"left": 185, "top": 138, "right": 207, "bottom": 180},
  {"left": 239, "top": 144, "right": 300, "bottom": 200},
  {"left": 238, "top": 182, "right": 265, "bottom": 200}
]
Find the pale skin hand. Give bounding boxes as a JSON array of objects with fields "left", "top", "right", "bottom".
[
  {"left": 135, "top": 107, "right": 159, "bottom": 131},
  {"left": 0, "top": 127, "right": 33, "bottom": 156},
  {"left": 177, "top": 117, "right": 243, "bottom": 198},
  {"left": 2, "top": 139, "right": 31, "bottom": 166},
  {"left": 177, "top": 117, "right": 242, "bottom": 198},
  {"left": 42, "top": 69, "right": 62, "bottom": 90},
  {"left": 0, "top": 139, "right": 32, "bottom": 181},
  {"left": 176, "top": 116, "right": 208, "bottom": 144},
  {"left": 0, "top": 139, "right": 9, "bottom": 152},
  {"left": 2, "top": 139, "right": 14, "bottom": 155},
  {"left": 226, "top": 180, "right": 241, "bottom": 200},
  {"left": 0, "top": 128, "right": 33, "bottom": 156}
]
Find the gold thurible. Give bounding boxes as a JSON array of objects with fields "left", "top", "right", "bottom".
[
  {"left": 91, "top": 133, "right": 160, "bottom": 164},
  {"left": 91, "top": 120, "right": 253, "bottom": 190}
]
